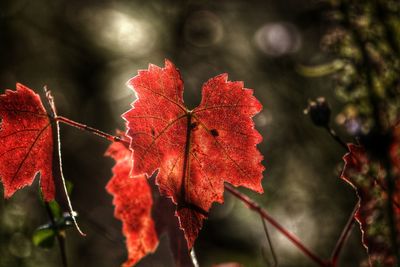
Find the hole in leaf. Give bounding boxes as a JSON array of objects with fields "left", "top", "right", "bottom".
[{"left": 210, "top": 129, "right": 219, "bottom": 137}]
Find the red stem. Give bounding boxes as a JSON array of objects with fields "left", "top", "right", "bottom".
[
  {"left": 330, "top": 201, "right": 358, "bottom": 266},
  {"left": 225, "top": 184, "right": 329, "bottom": 267},
  {"left": 55, "top": 116, "right": 129, "bottom": 145}
]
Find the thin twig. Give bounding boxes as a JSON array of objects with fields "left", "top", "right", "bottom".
[
  {"left": 54, "top": 119, "right": 86, "bottom": 236},
  {"left": 330, "top": 201, "right": 358, "bottom": 266},
  {"left": 260, "top": 215, "right": 278, "bottom": 267},
  {"left": 55, "top": 116, "right": 126, "bottom": 145},
  {"left": 225, "top": 184, "right": 328, "bottom": 267},
  {"left": 44, "top": 202, "right": 68, "bottom": 267},
  {"left": 190, "top": 248, "right": 200, "bottom": 267},
  {"left": 324, "top": 126, "right": 348, "bottom": 151},
  {"left": 44, "top": 87, "right": 85, "bottom": 236}
]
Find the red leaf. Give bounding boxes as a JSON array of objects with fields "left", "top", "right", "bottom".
[
  {"left": 123, "top": 60, "right": 264, "bottom": 248},
  {"left": 150, "top": 175, "right": 194, "bottom": 267},
  {"left": 105, "top": 135, "right": 158, "bottom": 267},
  {"left": 106, "top": 135, "right": 193, "bottom": 266},
  {"left": 0, "top": 83, "right": 54, "bottom": 201},
  {"left": 341, "top": 143, "right": 400, "bottom": 266}
]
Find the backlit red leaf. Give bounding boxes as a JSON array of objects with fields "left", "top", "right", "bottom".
[
  {"left": 105, "top": 136, "right": 158, "bottom": 267},
  {"left": 123, "top": 60, "right": 264, "bottom": 248},
  {"left": 0, "top": 83, "right": 54, "bottom": 201},
  {"left": 341, "top": 143, "right": 400, "bottom": 266},
  {"left": 106, "top": 135, "right": 193, "bottom": 266}
]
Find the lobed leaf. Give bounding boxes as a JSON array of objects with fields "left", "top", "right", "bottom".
[
  {"left": 0, "top": 83, "right": 54, "bottom": 201},
  {"left": 123, "top": 60, "right": 264, "bottom": 248}
]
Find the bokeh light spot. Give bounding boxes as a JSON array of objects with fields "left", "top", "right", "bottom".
[
  {"left": 83, "top": 8, "right": 157, "bottom": 57},
  {"left": 254, "top": 22, "right": 301, "bottom": 56}
]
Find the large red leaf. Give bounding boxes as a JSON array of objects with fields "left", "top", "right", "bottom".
[
  {"left": 341, "top": 143, "right": 400, "bottom": 266},
  {"left": 123, "top": 60, "right": 264, "bottom": 248},
  {"left": 105, "top": 136, "right": 158, "bottom": 267},
  {"left": 106, "top": 134, "right": 193, "bottom": 267},
  {"left": 0, "top": 83, "right": 54, "bottom": 201}
]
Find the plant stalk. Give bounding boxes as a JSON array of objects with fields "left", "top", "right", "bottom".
[
  {"left": 260, "top": 215, "right": 278, "bottom": 267},
  {"left": 324, "top": 126, "right": 348, "bottom": 151},
  {"left": 330, "top": 201, "right": 358, "bottom": 266},
  {"left": 55, "top": 116, "right": 127, "bottom": 145},
  {"left": 44, "top": 202, "right": 68, "bottom": 267},
  {"left": 44, "top": 88, "right": 85, "bottom": 236},
  {"left": 225, "top": 184, "right": 328, "bottom": 267}
]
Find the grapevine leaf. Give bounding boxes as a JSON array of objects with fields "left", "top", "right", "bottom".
[
  {"left": 123, "top": 60, "right": 264, "bottom": 248},
  {"left": 0, "top": 83, "right": 54, "bottom": 201},
  {"left": 341, "top": 143, "right": 400, "bottom": 266},
  {"left": 105, "top": 136, "right": 158, "bottom": 267}
]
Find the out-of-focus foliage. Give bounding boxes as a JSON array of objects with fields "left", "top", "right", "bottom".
[
  {"left": 320, "top": 0, "right": 400, "bottom": 137},
  {"left": 303, "top": 0, "right": 400, "bottom": 266},
  {"left": 341, "top": 143, "right": 399, "bottom": 267}
]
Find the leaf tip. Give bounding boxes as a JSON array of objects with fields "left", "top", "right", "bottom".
[
  {"left": 164, "top": 58, "right": 175, "bottom": 69},
  {"left": 15, "top": 83, "right": 33, "bottom": 94}
]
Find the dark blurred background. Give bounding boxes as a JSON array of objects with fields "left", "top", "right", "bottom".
[{"left": 0, "top": 0, "right": 367, "bottom": 266}]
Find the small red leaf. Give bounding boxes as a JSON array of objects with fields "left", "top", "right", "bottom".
[
  {"left": 342, "top": 143, "right": 400, "bottom": 266},
  {"left": 105, "top": 136, "right": 158, "bottom": 267},
  {"left": 0, "top": 83, "right": 54, "bottom": 201},
  {"left": 123, "top": 60, "right": 264, "bottom": 248}
]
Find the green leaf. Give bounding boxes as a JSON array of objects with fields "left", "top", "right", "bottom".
[
  {"left": 48, "top": 201, "right": 62, "bottom": 220},
  {"left": 32, "top": 228, "right": 55, "bottom": 248},
  {"left": 65, "top": 179, "right": 73, "bottom": 196},
  {"left": 296, "top": 60, "right": 345, "bottom": 77}
]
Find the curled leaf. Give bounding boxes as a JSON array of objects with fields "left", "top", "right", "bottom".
[
  {"left": 106, "top": 136, "right": 158, "bottom": 267},
  {"left": 341, "top": 143, "right": 400, "bottom": 266}
]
